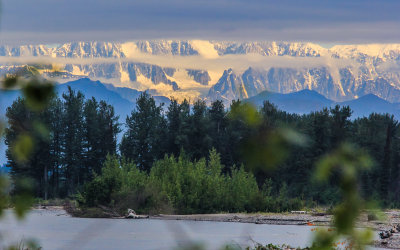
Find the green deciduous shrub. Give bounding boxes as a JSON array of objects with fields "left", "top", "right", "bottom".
[{"left": 81, "top": 149, "right": 303, "bottom": 215}]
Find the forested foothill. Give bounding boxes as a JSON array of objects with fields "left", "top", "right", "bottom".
[{"left": 4, "top": 88, "right": 400, "bottom": 214}]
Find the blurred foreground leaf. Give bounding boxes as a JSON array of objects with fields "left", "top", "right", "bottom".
[
  {"left": 33, "top": 121, "right": 50, "bottom": 141},
  {"left": 11, "top": 134, "right": 34, "bottom": 164},
  {"left": 315, "top": 143, "right": 372, "bottom": 182},
  {"left": 312, "top": 143, "right": 374, "bottom": 249},
  {"left": 12, "top": 178, "right": 34, "bottom": 219},
  {"left": 6, "top": 238, "right": 41, "bottom": 250},
  {"left": 0, "top": 63, "right": 53, "bottom": 250},
  {"left": 229, "top": 101, "right": 307, "bottom": 172},
  {"left": 3, "top": 75, "right": 19, "bottom": 89},
  {"left": 244, "top": 128, "right": 307, "bottom": 171},
  {"left": 228, "top": 102, "right": 262, "bottom": 127},
  {"left": 22, "top": 80, "right": 54, "bottom": 111},
  {"left": 0, "top": 176, "right": 11, "bottom": 217}
]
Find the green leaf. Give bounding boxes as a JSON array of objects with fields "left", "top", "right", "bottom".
[
  {"left": 229, "top": 102, "right": 261, "bottom": 127},
  {"left": 3, "top": 75, "right": 19, "bottom": 89},
  {"left": 0, "top": 176, "right": 11, "bottom": 218},
  {"left": 12, "top": 178, "right": 34, "bottom": 220},
  {"left": 33, "top": 121, "right": 50, "bottom": 141},
  {"left": 12, "top": 134, "right": 34, "bottom": 163},
  {"left": 22, "top": 80, "right": 54, "bottom": 111}
]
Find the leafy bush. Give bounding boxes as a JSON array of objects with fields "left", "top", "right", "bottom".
[
  {"left": 82, "top": 155, "right": 122, "bottom": 206},
  {"left": 81, "top": 150, "right": 304, "bottom": 215}
]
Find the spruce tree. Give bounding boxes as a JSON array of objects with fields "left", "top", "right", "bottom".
[
  {"left": 83, "top": 97, "right": 100, "bottom": 179},
  {"left": 47, "top": 97, "right": 63, "bottom": 197},
  {"left": 97, "top": 100, "right": 120, "bottom": 166},
  {"left": 5, "top": 97, "right": 54, "bottom": 199},
  {"left": 176, "top": 99, "right": 191, "bottom": 152},
  {"left": 330, "top": 105, "right": 352, "bottom": 147},
  {"left": 189, "top": 100, "right": 211, "bottom": 160},
  {"left": 208, "top": 100, "right": 228, "bottom": 163},
  {"left": 62, "top": 86, "right": 85, "bottom": 194},
  {"left": 166, "top": 99, "right": 181, "bottom": 156},
  {"left": 120, "top": 92, "right": 164, "bottom": 171}
]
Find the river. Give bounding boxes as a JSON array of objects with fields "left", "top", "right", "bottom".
[{"left": 0, "top": 209, "right": 373, "bottom": 250}]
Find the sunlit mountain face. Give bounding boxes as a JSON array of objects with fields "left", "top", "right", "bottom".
[{"left": 1, "top": 40, "right": 400, "bottom": 105}]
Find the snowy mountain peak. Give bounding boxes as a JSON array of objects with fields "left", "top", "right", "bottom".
[
  {"left": 330, "top": 44, "right": 400, "bottom": 59},
  {"left": 1, "top": 40, "right": 400, "bottom": 104}
]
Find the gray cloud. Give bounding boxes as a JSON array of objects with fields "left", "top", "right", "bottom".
[
  {"left": 0, "top": 53, "right": 359, "bottom": 75},
  {"left": 1, "top": 0, "right": 400, "bottom": 44}
]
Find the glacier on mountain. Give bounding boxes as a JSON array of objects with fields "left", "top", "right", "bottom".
[{"left": 0, "top": 40, "right": 400, "bottom": 103}]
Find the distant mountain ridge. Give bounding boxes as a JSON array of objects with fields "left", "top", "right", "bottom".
[
  {"left": 1, "top": 78, "right": 170, "bottom": 123},
  {"left": 246, "top": 89, "right": 400, "bottom": 121},
  {"left": 0, "top": 40, "right": 400, "bottom": 104},
  {"left": 3, "top": 78, "right": 395, "bottom": 123},
  {"left": 246, "top": 89, "right": 333, "bottom": 114}
]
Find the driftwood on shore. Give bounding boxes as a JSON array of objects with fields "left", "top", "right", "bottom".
[
  {"left": 125, "top": 208, "right": 149, "bottom": 219},
  {"left": 290, "top": 211, "right": 306, "bottom": 214}
]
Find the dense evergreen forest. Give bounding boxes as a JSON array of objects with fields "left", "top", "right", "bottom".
[{"left": 4, "top": 87, "right": 400, "bottom": 213}]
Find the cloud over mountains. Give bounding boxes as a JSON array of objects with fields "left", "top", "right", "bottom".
[{"left": 2, "top": 0, "right": 400, "bottom": 44}]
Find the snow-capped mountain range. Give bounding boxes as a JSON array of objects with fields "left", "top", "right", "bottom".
[{"left": 1, "top": 40, "right": 400, "bottom": 104}]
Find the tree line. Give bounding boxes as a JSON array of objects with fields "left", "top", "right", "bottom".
[
  {"left": 5, "top": 88, "right": 400, "bottom": 208},
  {"left": 5, "top": 87, "right": 120, "bottom": 198}
]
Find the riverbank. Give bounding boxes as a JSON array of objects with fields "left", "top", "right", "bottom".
[
  {"left": 39, "top": 206, "right": 333, "bottom": 226},
  {"left": 151, "top": 211, "right": 400, "bottom": 249},
  {"left": 60, "top": 202, "right": 397, "bottom": 230},
  {"left": 150, "top": 211, "right": 400, "bottom": 249},
  {"left": 0, "top": 209, "right": 318, "bottom": 250},
  {"left": 60, "top": 204, "right": 400, "bottom": 249},
  {"left": 28, "top": 206, "right": 400, "bottom": 248},
  {"left": 150, "top": 213, "right": 332, "bottom": 226},
  {"left": 63, "top": 202, "right": 333, "bottom": 225}
]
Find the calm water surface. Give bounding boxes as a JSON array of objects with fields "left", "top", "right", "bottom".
[{"left": 0, "top": 209, "right": 365, "bottom": 250}]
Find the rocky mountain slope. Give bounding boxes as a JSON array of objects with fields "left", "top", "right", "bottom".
[{"left": 1, "top": 41, "right": 400, "bottom": 103}]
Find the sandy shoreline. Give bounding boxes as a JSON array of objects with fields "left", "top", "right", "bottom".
[
  {"left": 35, "top": 206, "right": 333, "bottom": 226},
  {"left": 148, "top": 211, "right": 400, "bottom": 249},
  {"left": 150, "top": 213, "right": 332, "bottom": 226},
  {"left": 34, "top": 205, "right": 392, "bottom": 228}
]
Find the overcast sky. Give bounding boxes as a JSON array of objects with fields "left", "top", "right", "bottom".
[{"left": 1, "top": 0, "right": 400, "bottom": 45}]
